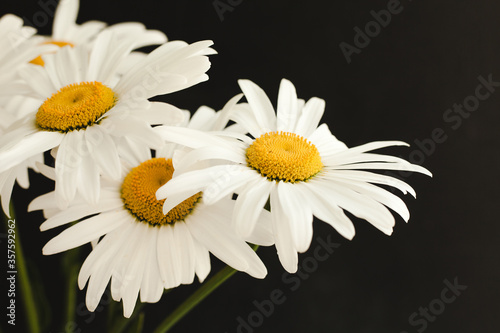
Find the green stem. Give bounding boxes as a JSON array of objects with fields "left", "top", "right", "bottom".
[
  {"left": 107, "top": 292, "right": 118, "bottom": 329},
  {"left": 153, "top": 244, "right": 259, "bottom": 333},
  {"left": 126, "top": 312, "right": 145, "bottom": 333},
  {"left": 4, "top": 206, "right": 41, "bottom": 333},
  {"left": 62, "top": 248, "right": 80, "bottom": 332},
  {"left": 153, "top": 265, "right": 238, "bottom": 333}
]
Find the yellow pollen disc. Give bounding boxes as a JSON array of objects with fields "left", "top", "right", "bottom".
[
  {"left": 30, "top": 40, "right": 75, "bottom": 66},
  {"left": 246, "top": 131, "right": 323, "bottom": 183},
  {"left": 121, "top": 158, "right": 202, "bottom": 226},
  {"left": 36, "top": 81, "right": 116, "bottom": 132}
]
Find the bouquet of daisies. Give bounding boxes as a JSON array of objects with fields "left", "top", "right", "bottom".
[{"left": 0, "top": 0, "right": 430, "bottom": 332}]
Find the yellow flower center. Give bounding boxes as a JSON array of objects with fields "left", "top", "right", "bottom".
[
  {"left": 121, "top": 158, "right": 202, "bottom": 226},
  {"left": 36, "top": 81, "right": 116, "bottom": 132},
  {"left": 246, "top": 131, "right": 323, "bottom": 183},
  {"left": 30, "top": 40, "right": 75, "bottom": 66}
]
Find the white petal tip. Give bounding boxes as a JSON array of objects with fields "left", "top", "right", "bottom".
[
  {"left": 77, "top": 279, "right": 87, "bottom": 290},
  {"left": 86, "top": 301, "right": 98, "bottom": 313},
  {"left": 42, "top": 246, "right": 55, "bottom": 256}
]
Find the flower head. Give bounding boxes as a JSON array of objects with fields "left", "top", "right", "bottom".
[
  {"left": 29, "top": 110, "right": 272, "bottom": 317},
  {"left": 0, "top": 30, "right": 215, "bottom": 208},
  {"left": 155, "top": 79, "right": 432, "bottom": 273}
]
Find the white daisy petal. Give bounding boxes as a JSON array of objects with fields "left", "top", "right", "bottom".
[
  {"left": 116, "top": 137, "right": 152, "bottom": 167},
  {"left": 141, "top": 102, "right": 184, "bottom": 126},
  {"left": 321, "top": 169, "right": 416, "bottom": 197},
  {"left": 42, "top": 53, "right": 64, "bottom": 90},
  {"left": 301, "top": 183, "right": 356, "bottom": 239},
  {"left": 85, "top": 127, "right": 121, "bottom": 180},
  {"left": 309, "top": 178, "right": 395, "bottom": 235},
  {"left": 157, "top": 165, "right": 254, "bottom": 206},
  {"left": 0, "top": 81, "right": 33, "bottom": 96},
  {"left": 187, "top": 209, "right": 255, "bottom": 274},
  {"left": 0, "top": 170, "right": 16, "bottom": 217},
  {"left": 86, "top": 261, "right": 115, "bottom": 312},
  {"left": 173, "top": 222, "right": 196, "bottom": 285},
  {"left": 157, "top": 224, "right": 182, "bottom": 289},
  {"left": 55, "top": 130, "right": 84, "bottom": 206},
  {"left": 28, "top": 192, "right": 57, "bottom": 212},
  {"left": 212, "top": 93, "right": 244, "bottom": 131},
  {"left": 233, "top": 178, "right": 273, "bottom": 238},
  {"left": 308, "top": 123, "right": 348, "bottom": 157},
  {"left": 295, "top": 97, "right": 325, "bottom": 137},
  {"left": 72, "top": 20, "right": 107, "bottom": 42},
  {"left": 160, "top": 190, "right": 202, "bottom": 216},
  {"left": 322, "top": 175, "right": 411, "bottom": 221},
  {"left": 77, "top": 152, "right": 100, "bottom": 205},
  {"left": 270, "top": 188, "right": 298, "bottom": 273},
  {"left": 276, "top": 79, "right": 298, "bottom": 132},
  {"left": 14, "top": 162, "right": 31, "bottom": 189},
  {"left": 238, "top": 79, "right": 277, "bottom": 132},
  {"left": 173, "top": 145, "right": 246, "bottom": 172},
  {"left": 85, "top": 245, "right": 120, "bottom": 312},
  {"left": 188, "top": 106, "right": 217, "bottom": 130},
  {"left": 19, "top": 64, "right": 57, "bottom": 98},
  {"left": 328, "top": 162, "right": 432, "bottom": 177},
  {"left": 115, "top": 40, "right": 214, "bottom": 98},
  {"left": 277, "top": 182, "right": 314, "bottom": 253},
  {"left": 49, "top": 45, "right": 82, "bottom": 87},
  {"left": 108, "top": 115, "right": 163, "bottom": 149},
  {"left": 0, "top": 119, "right": 39, "bottom": 151},
  {"left": 244, "top": 209, "right": 274, "bottom": 247},
  {"left": 39, "top": 196, "right": 123, "bottom": 231},
  {"left": 140, "top": 227, "right": 163, "bottom": 303},
  {"left": 200, "top": 197, "right": 273, "bottom": 247},
  {"left": 105, "top": 22, "right": 167, "bottom": 48},
  {"left": 93, "top": 32, "right": 140, "bottom": 83},
  {"left": 229, "top": 104, "right": 265, "bottom": 138},
  {"left": 332, "top": 140, "right": 410, "bottom": 158},
  {"left": 155, "top": 125, "right": 237, "bottom": 150},
  {"left": 328, "top": 152, "right": 421, "bottom": 167},
  {"left": 52, "top": 0, "right": 79, "bottom": 40},
  {"left": 120, "top": 226, "right": 150, "bottom": 318},
  {"left": 43, "top": 210, "right": 129, "bottom": 255},
  {"left": 193, "top": 240, "right": 211, "bottom": 283},
  {"left": 110, "top": 222, "right": 144, "bottom": 303},
  {"left": 204, "top": 168, "right": 262, "bottom": 205},
  {"left": 0, "top": 131, "right": 63, "bottom": 172}
]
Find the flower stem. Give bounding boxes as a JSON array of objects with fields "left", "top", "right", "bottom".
[
  {"left": 4, "top": 205, "right": 41, "bottom": 333},
  {"left": 62, "top": 248, "right": 80, "bottom": 332},
  {"left": 153, "top": 245, "right": 258, "bottom": 333},
  {"left": 153, "top": 265, "right": 238, "bottom": 333}
]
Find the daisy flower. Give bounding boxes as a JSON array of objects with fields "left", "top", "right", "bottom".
[
  {"left": 29, "top": 111, "right": 272, "bottom": 318},
  {"left": 29, "top": 0, "right": 167, "bottom": 66},
  {"left": 0, "top": 30, "right": 215, "bottom": 208},
  {"left": 155, "top": 79, "right": 432, "bottom": 273}
]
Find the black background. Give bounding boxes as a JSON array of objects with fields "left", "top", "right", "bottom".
[{"left": 1, "top": 0, "right": 499, "bottom": 332}]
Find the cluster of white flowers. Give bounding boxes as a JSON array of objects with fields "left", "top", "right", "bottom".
[{"left": 0, "top": 0, "right": 430, "bottom": 318}]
